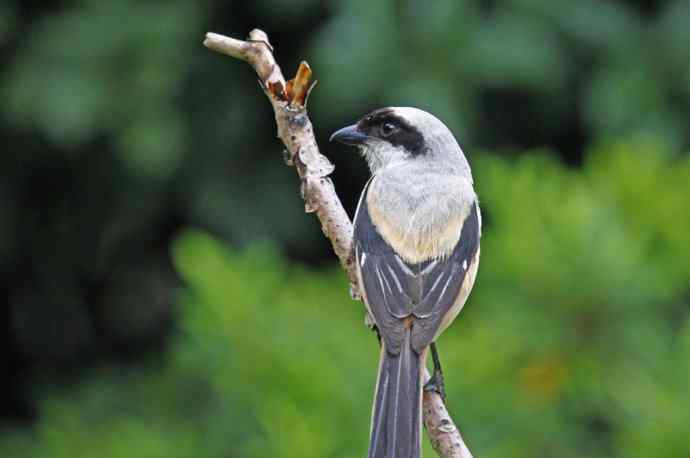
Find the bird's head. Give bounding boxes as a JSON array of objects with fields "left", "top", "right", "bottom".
[{"left": 330, "top": 107, "right": 469, "bottom": 175}]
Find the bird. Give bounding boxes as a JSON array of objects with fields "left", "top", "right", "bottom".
[{"left": 330, "top": 107, "right": 481, "bottom": 458}]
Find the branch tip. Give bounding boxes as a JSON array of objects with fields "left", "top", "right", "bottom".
[{"left": 247, "top": 28, "right": 273, "bottom": 51}]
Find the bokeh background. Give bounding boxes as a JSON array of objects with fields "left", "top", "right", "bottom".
[{"left": 1, "top": 0, "right": 689, "bottom": 457}]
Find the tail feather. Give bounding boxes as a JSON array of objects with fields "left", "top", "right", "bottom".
[{"left": 368, "top": 329, "right": 424, "bottom": 458}]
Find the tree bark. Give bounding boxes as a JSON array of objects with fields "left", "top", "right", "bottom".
[{"left": 203, "top": 29, "right": 474, "bottom": 458}]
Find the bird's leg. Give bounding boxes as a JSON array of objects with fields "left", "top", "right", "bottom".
[{"left": 423, "top": 342, "right": 446, "bottom": 401}]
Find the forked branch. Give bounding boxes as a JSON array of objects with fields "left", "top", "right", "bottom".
[{"left": 203, "top": 29, "right": 473, "bottom": 458}]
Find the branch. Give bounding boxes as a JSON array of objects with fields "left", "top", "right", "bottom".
[
  {"left": 204, "top": 29, "right": 473, "bottom": 458},
  {"left": 204, "top": 30, "right": 358, "bottom": 292}
]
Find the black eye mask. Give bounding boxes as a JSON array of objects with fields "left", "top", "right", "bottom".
[{"left": 358, "top": 109, "right": 426, "bottom": 156}]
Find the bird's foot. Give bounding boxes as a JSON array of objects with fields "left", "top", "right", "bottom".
[{"left": 424, "top": 371, "right": 446, "bottom": 402}]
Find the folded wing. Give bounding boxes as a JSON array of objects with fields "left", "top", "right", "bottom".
[{"left": 354, "top": 183, "right": 481, "bottom": 354}]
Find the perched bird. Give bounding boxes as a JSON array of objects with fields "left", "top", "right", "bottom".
[{"left": 331, "top": 107, "right": 481, "bottom": 458}]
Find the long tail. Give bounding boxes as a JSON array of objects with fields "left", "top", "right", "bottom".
[{"left": 368, "top": 329, "right": 425, "bottom": 458}]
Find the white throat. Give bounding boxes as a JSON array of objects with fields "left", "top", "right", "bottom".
[{"left": 361, "top": 141, "right": 409, "bottom": 174}]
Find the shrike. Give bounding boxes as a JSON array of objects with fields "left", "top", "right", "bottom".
[{"left": 331, "top": 107, "right": 481, "bottom": 458}]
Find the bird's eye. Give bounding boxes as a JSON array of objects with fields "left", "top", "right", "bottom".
[{"left": 381, "top": 122, "right": 397, "bottom": 137}]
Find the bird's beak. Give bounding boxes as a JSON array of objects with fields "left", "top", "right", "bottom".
[{"left": 329, "top": 124, "right": 368, "bottom": 146}]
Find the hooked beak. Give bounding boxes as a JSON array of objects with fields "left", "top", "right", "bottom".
[{"left": 329, "top": 124, "right": 368, "bottom": 146}]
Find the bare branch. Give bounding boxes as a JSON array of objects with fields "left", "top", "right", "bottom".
[
  {"left": 204, "top": 29, "right": 358, "bottom": 290},
  {"left": 204, "top": 29, "right": 473, "bottom": 458},
  {"left": 423, "top": 374, "right": 474, "bottom": 458}
]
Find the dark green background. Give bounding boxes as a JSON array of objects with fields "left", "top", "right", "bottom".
[{"left": 1, "top": 1, "right": 689, "bottom": 457}]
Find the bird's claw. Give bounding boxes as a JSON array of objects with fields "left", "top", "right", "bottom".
[{"left": 424, "top": 371, "right": 446, "bottom": 401}]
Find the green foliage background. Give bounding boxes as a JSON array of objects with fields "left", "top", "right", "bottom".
[
  {"left": 1, "top": 0, "right": 689, "bottom": 457},
  {"left": 3, "top": 146, "right": 689, "bottom": 457}
]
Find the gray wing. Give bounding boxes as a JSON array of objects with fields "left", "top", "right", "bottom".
[{"left": 353, "top": 183, "right": 480, "bottom": 354}]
